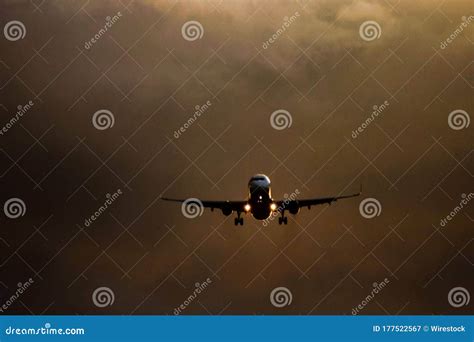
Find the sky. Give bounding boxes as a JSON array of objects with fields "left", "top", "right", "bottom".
[{"left": 0, "top": 0, "right": 472, "bottom": 314}]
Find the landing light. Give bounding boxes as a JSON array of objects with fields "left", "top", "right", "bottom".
[
  {"left": 270, "top": 203, "right": 277, "bottom": 211},
  {"left": 244, "top": 204, "right": 251, "bottom": 212}
]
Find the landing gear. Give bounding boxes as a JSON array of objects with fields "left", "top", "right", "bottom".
[
  {"left": 278, "top": 212, "right": 288, "bottom": 225},
  {"left": 234, "top": 212, "right": 244, "bottom": 226}
]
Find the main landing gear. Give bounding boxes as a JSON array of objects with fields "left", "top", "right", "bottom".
[
  {"left": 278, "top": 211, "right": 288, "bottom": 225},
  {"left": 234, "top": 212, "right": 244, "bottom": 226}
]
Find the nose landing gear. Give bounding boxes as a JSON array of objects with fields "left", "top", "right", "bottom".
[{"left": 234, "top": 212, "right": 244, "bottom": 226}]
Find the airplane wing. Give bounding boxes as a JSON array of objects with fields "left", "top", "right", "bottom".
[
  {"left": 276, "top": 186, "right": 361, "bottom": 210},
  {"left": 161, "top": 198, "right": 247, "bottom": 212}
]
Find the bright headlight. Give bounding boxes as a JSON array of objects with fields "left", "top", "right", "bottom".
[
  {"left": 270, "top": 203, "right": 277, "bottom": 211},
  {"left": 244, "top": 204, "right": 251, "bottom": 212}
]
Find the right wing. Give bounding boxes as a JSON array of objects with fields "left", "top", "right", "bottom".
[{"left": 161, "top": 197, "right": 247, "bottom": 213}]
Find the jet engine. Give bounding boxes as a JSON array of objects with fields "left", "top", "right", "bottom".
[
  {"left": 288, "top": 200, "right": 300, "bottom": 215},
  {"left": 221, "top": 202, "right": 232, "bottom": 216}
]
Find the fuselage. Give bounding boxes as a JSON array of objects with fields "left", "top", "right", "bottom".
[{"left": 247, "top": 174, "right": 273, "bottom": 220}]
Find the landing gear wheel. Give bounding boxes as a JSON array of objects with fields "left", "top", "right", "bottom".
[
  {"left": 278, "top": 216, "right": 288, "bottom": 225},
  {"left": 234, "top": 217, "right": 244, "bottom": 226}
]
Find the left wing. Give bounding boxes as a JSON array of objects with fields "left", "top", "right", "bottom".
[{"left": 276, "top": 186, "right": 361, "bottom": 211}]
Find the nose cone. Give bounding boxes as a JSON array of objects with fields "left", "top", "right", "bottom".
[{"left": 248, "top": 174, "right": 271, "bottom": 186}]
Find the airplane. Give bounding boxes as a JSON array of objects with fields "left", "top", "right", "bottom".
[{"left": 161, "top": 174, "right": 361, "bottom": 225}]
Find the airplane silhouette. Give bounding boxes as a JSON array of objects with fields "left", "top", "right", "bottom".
[{"left": 161, "top": 174, "right": 361, "bottom": 225}]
